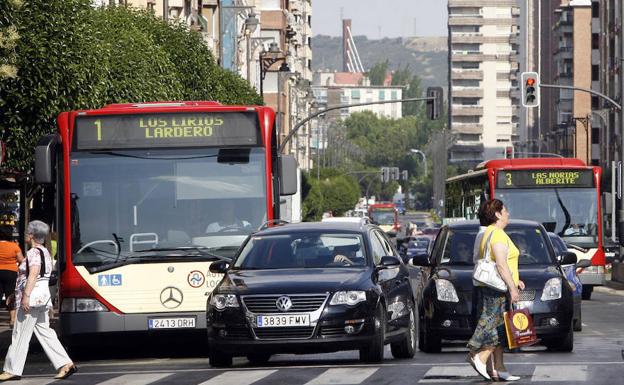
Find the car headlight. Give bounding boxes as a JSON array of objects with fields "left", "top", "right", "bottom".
[
  {"left": 210, "top": 294, "right": 239, "bottom": 310},
  {"left": 541, "top": 278, "right": 562, "bottom": 301},
  {"left": 330, "top": 291, "right": 367, "bottom": 306},
  {"left": 435, "top": 279, "right": 459, "bottom": 302},
  {"left": 60, "top": 298, "right": 108, "bottom": 313}
]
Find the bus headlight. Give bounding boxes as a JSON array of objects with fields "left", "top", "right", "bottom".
[
  {"left": 435, "top": 279, "right": 459, "bottom": 302},
  {"left": 541, "top": 278, "right": 562, "bottom": 301},
  {"left": 210, "top": 294, "right": 239, "bottom": 310},
  {"left": 60, "top": 298, "right": 108, "bottom": 312}
]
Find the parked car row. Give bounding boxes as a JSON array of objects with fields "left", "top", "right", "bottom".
[{"left": 203, "top": 219, "right": 588, "bottom": 366}]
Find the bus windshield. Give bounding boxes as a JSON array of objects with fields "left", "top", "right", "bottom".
[
  {"left": 69, "top": 147, "right": 267, "bottom": 265},
  {"left": 495, "top": 187, "right": 598, "bottom": 242},
  {"left": 370, "top": 210, "right": 395, "bottom": 225}
]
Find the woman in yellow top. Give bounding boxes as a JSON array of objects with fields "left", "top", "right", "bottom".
[{"left": 467, "top": 199, "right": 524, "bottom": 382}]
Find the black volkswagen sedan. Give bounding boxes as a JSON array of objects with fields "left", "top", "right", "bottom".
[
  {"left": 206, "top": 222, "right": 417, "bottom": 366},
  {"left": 413, "top": 220, "right": 581, "bottom": 353}
]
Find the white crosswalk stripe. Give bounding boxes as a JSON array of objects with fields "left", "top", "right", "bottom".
[
  {"left": 95, "top": 373, "right": 174, "bottom": 385},
  {"left": 303, "top": 368, "right": 379, "bottom": 385},
  {"left": 197, "top": 370, "right": 277, "bottom": 385},
  {"left": 532, "top": 365, "right": 588, "bottom": 382}
]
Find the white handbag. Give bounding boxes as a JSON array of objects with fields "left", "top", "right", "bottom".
[
  {"left": 472, "top": 231, "right": 508, "bottom": 292},
  {"left": 26, "top": 248, "right": 52, "bottom": 307}
]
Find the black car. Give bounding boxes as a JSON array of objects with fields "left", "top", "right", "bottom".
[
  {"left": 206, "top": 222, "right": 417, "bottom": 366},
  {"left": 413, "top": 220, "right": 581, "bottom": 353},
  {"left": 398, "top": 236, "right": 431, "bottom": 263}
]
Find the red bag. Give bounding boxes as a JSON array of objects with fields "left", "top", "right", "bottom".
[{"left": 504, "top": 307, "right": 539, "bottom": 349}]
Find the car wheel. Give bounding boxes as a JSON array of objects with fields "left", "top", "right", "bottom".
[
  {"left": 418, "top": 317, "right": 441, "bottom": 353},
  {"left": 391, "top": 305, "right": 417, "bottom": 359},
  {"left": 546, "top": 324, "right": 574, "bottom": 352},
  {"left": 359, "top": 305, "right": 386, "bottom": 363},
  {"left": 581, "top": 285, "right": 593, "bottom": 300},
  {"left": 209, "top": 351, "right": 233, "bottom": 367},
  {"left": 246, "top": 353, "right": 271, "bottom": 365}
]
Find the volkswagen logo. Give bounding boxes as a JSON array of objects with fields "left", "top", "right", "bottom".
[
  {"left": 160, "top": 287, "right": 183, "bottom": 309},
  {"left": 276, "top": 296, "right": 292, "bottom": 312}
]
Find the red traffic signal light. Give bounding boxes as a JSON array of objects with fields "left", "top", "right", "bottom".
[{"left": 521, "top": 72, "right": 540, "bottom": 108}]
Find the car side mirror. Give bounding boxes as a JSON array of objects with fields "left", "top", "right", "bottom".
[
  {"left": 411, "top": 253, "right": 430, "bottom": 267},
  {"left": 378, "top": 255, "right": 401, "bottom": 269},
  {"left": 209, "top": 260, "right": 229, "bottom": 274},
  {"left": 576, "top": 259, "right": 592, "bottom": 268},
  {"left": 558, "top": 251, "right": 577, "bottom": 265}
]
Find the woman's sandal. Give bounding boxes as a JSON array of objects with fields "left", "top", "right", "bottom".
[
  {"left": 54, "top": 364, "right": 78, "bottom": 380},
  {"left": 0, "top": 372, "right": 21, "bottom": 381}
]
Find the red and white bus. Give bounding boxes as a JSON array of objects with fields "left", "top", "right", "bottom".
[
  {"left": 34, "top": 101, "right": 297, "bottom": 347},
  {"left": 445, "top": 158, "right": 604, "bottom": 300},
  {"left": 368, "top": 202, "right": 401, "bottom": 235}
]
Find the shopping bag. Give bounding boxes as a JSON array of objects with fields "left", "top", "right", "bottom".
[{"left": 504, "top": 307, "right": 539, "bottom": 349}]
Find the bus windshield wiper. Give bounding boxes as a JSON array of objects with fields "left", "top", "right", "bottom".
[
  {"left": 88, "top": 151, "right": 218, "bottom": 160},
  {"left": 86, "top": 247, "right": 231, "bottom": 274}
]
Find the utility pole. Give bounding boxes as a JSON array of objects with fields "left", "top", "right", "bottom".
[{"left": 620, "top": 2, "right": 624, "bottom": 247}]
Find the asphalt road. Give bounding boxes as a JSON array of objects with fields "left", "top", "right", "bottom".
[{"left": 4, "top": 286, "right": 622, "bottom": 385}]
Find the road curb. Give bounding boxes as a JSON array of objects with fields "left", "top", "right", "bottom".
[{"left": 595, "top": 285, "right": 624, "bottom": 296}]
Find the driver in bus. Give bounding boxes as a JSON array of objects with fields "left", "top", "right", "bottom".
[
  {"left": 205, "top": 201, "right": 251, "bottom": 233},
  {"left": 564, "top": 223, "right": 586, "bottom": 236}
]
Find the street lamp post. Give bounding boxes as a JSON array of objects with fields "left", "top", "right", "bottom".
[
  {"left": 259, "top": 42, "right": 290, "bottom": 97},
  {"left": 409, "top": 149, "right": 427, "bottom": 177}
]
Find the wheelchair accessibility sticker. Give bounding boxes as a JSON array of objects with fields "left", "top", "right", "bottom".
[
  {"left": 98, "top": 274, "right": 122, "bottom": 287},
  {"left": 187, "top": 270, "right": 205, "bottom": 288}
]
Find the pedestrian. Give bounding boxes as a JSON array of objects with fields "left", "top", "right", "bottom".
[
  {"left": 0, "top": 225, "right": 23, "bottom": 328},
  {"left": 467, "top": 199, "right": 523, "bottom": 382},
  {"left": 0, "top": 221, "right": 77, "bottom": 381}
]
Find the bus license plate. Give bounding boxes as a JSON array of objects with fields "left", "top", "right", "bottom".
[
  {"left": 148, "top": 317, "right": 196, "bottom": 329},
  {"left": 256, "top": 314, "right": 310, "bottom": 328}
]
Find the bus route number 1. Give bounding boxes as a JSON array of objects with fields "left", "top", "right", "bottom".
[{"left": 94, "top": 119, "right": 102, "bottom": 141}]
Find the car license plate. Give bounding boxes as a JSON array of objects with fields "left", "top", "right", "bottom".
[
  {"left": 256, "top": 314, "right": 310, "bottom": 328},
  {"left": 606, "top": 252, "right": 615, "bottom": 257},
  {"left": 148, "top": 317, "right": 196, "bottom": 329}
]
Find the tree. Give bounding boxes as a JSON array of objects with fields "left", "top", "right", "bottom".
[
  {"left": 367, "top": 60, "right": 389, "bottom": 86},
  {"left": 0, "top": 1, "right": 262, "bottom": 172},
  {"left": 320, "top": 175, "right": 359, "bottom": 216}
]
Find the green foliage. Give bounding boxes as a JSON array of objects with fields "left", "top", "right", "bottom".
[
  {"left": 0, "top": 1, "right": 261, "bottom": 172},
  {"left": 301, "top": 170, "right": 359, "bottom": 220},
  {"left": 367, "top": 60, "right": 389, "bottom": 86}
]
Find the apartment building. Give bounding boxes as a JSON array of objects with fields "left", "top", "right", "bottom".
[{"left": 447, "top": 0, "right": 521, "bottom": 167}]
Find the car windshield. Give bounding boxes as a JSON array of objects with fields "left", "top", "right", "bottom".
[
  {"left": 370, "top": 210, "right": 395, "bottom": 225},
  {"left": 441, "top": 225, "right": 555, "bottom": 265},
  {"left": 409, "top": 239, "right": 430, "bottom": 249},
  {"left": 234, "top": 232, "right": 367, "bottom": 269}
]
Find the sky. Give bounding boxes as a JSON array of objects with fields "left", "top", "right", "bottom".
[{"left": 312, "top": 0, "right": 448, "bottom": 38}]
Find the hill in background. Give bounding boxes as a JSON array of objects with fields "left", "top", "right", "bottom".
[{"left": 312, "top": 35, "right": 448, "bottom": 89}]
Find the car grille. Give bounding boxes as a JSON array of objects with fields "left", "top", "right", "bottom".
[
  {"left": 254, "top": 326, "right": 315, "bottom": 339},
  {"left": 519, "top": 290, "right": 536, "bottom": 301},
  {"left": 320, "top": 326, "right": 345, "bottom": 337},
  {"left": 242, "top": 294, "right": 328, "bottom": 313}
]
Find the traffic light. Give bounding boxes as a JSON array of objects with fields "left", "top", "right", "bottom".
[
  {"left": 380, "top": 167, "right": 389, "bottom": 183},
  {"left": 521, "top": 71, "right": 540, "bottom": 108},
  {"left": 505, "top": 146, "right": 514, "bottom": 159},
  {"left": 401, "top": 170, "right": 408, "bottom": 181},
  {"left": 426, "top": 87, "right": 443, "bottom": 120}
]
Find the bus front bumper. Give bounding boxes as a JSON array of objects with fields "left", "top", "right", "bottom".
[
  {"left": 578, "top": 266, "right": 606, "bottom": 286},
  {"left": 59, "top": 311, "right": 207, "bottom": 338}
]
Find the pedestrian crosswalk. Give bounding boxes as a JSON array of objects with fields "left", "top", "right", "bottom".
[{"left": 14, "top": 363, "right": 621, "bottom": 385}]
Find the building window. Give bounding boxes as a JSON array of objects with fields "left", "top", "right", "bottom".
[
  {"left": 391, "top": 90, "right": 397, "bottom": 100},
  {"left": 592, "top": 65, "right": 599, "bottom": 81},
  {"left": 351, "top": 90, "right": 360, "bottom": 100},
  {"left": 592, "top": 127, "right": 599, "bottom": 144},
  {"left": 379, "top": 90, "right": 385, "bottom": 101},
  {"left": 592, "top": 33, "right": 599, "bottom": 50},
  {"left": 592, "top": 96, "right": 600, "bottom": 109},
  {"left": 592, "top": 2, "right": 599, "bottom": 18}
]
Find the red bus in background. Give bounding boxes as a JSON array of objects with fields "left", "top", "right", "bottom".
[
  {"left": 33, "top": 101, "right": 297, "bottom": 349},
  {"left": 445, "top": 158, "right": 604, "bottom": 300},
  {"left": 368, "top": 202, "right": 401, "bottom": 235}
]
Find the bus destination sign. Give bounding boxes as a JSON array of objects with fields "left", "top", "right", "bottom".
[
  {"left": 497, "top": 170, "right": 594, "bottom": 189},
  {"left": 74, "top": 111, "right": 260, "bottom": 150}
]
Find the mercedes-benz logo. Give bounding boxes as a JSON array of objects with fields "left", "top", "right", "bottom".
[
  {"left": 160, "top": 287, "right": 183, "bottom": 309},
  {"left": 276, "top": 296, "right": 292, "bottom": 312}
]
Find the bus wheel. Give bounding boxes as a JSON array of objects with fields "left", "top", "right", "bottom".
[{"left": 581, "top": 285, "right": 593, "bottom": 300}]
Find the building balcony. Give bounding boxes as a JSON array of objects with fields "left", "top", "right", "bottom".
[
  {"left": 452, "top": 88, "right": 484, "bottom": 97},
  {"left": 449, "top": 0, "right": 517, "bottom": 7},
  {"left": 451, "top": 53, "right": 484, "bottom": 62},
  {"left": 451, "top": 70, "right": 483, "bottom": 80},
  {"left": 451, "top": 123, "right": 483, "bottom": 134},
  {"left": 452, "top": 106, "right": 483, "bottom": 116},
  {"left": 449, "top": 17, "right": 485, "bottom": 26}
]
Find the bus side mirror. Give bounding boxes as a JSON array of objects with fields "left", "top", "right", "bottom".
[
  {"left": 35, "top": 134, "right": 59, "bottom": 184},
  {"left": 279, "top": 154, "right": 298, "bottom": 195}
]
